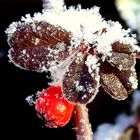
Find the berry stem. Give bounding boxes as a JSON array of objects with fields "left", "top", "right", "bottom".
[{"left": 73, "top": 104, "right": 93, "bottom": 140}]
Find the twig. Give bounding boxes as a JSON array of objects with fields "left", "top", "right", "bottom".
[{"left": 73, "top": 104, "right": 93, "bottom": 140}]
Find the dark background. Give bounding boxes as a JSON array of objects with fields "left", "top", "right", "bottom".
[{"left": 0, "top": 0, "right": 140, "bottom": 139}]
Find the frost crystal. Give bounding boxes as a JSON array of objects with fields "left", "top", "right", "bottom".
[
  {"left": 5, "top": 21, "right": 21, "bottom": 38},
  {"left": 6, "top": 0, "right": 140, "bottom": 104},
  {"left": 85, "top": 55, "right": 99, "bottom": 76},
  {"left": 25, "top": 95, "right": 35, "bottom": 106},
  {"left": 5, "top": 2, "right": 139, "bottom": 56}
]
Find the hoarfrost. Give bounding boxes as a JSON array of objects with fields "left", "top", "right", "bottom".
[{"left": 25, "top": 95, "right": 35, "bottom": 106}]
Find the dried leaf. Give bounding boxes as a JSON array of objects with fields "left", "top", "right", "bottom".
[
  {"left": 107, "top": 52, "right": 135, "bottom": 71},
  {"left": 115, "top": 69, "right": 137, "bottom": 93},
  {"left": 62, "top": 56, "right": 100, "bottom": 104},
  {"left": 112, "top": 42, "right": 133, "bottom": 54},
  {"left": 9, "top": 21, "right": 71, "bottom": 48},
  {"left": 100, "top": 72, "right": 128, "bottom": 100},
  {"left": 100, "top": 62, "right": 129, "bottom": 100},
  {"left": 8, "top": 21, "right": 72, "bottom": 71}
]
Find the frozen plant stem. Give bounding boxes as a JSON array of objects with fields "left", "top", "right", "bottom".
[{"left": 74, "top": 104, "right": 93, "bottom": 140}]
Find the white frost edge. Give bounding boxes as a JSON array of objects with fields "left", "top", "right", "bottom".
[
  {"left": 85, "top": 55, "right": 100, "bottom": 77},
  {"left": 5, "top": 3, "right": 140, "bottom": 57},
  {"left": 129, "top": 67, "right": 138, "bottom": 90}
]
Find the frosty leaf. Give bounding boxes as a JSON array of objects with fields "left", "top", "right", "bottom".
[
  {"left": 107, "top": 52, "right": 135, "bottom": 71},
  {"left": 112, "top": 42, "right": 133, "bottom": 54},
  {"left": 115, "top": 69, "right": 138, "bottom": 93},
  {"left": 62, "top": 56, "right": 100, "bottom": 104},
  {"left": 101, "top": 73, "right": 128, "bottom": 100},
  {"left": 9, "top": 21, "right": 71, "bottom": 48},
  {"left": 9, "top": 44, "right": 70, "bottom": 71},
  {"left": 100, "top": 62, "right": 129, "bottom": 100},
  {"left": 8, "top": 21, "right": 72, "bottom": 71},
  {"left": 100, "top": 61, "right": 138, "bottom": 100},
  {"left": 5, "top": 3, "right": 139, "bottom": 107}
]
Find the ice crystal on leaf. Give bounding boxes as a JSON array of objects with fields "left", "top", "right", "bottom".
[{"left": 5, "top": 0, "right": 140, "bottom": 104}]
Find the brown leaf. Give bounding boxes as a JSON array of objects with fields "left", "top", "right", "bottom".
[
  {"left": 115, "top": 69, "right": 137, "bottom": 94},
  {"left": 100, "top": 62, "right": 129, "bottom": 100},
  {"left": 100, "top": 72, "right": 128, "bottom": 100},
  {"left": 8, "top": 21, "right": 72, "bottom": 71},
  {"left": 107, "top": 52, "right": 135, "bottom": 71},
  {"left": 62, "top": 56, "right": 100, "bottom": 104},
  {"left": 9, "top": 21, "right": 71, "bottom": 48},
  {"left": 112, "top": 42, "right": 133, "bottom": 54}
]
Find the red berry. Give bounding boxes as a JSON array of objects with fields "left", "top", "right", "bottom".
[{"left": 35, "top": 86, "right": 74, "bottom": 128}]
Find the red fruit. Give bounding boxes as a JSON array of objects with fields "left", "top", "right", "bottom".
[{"left": 35, "top": 86, "right": 74, "bottom": 128}]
